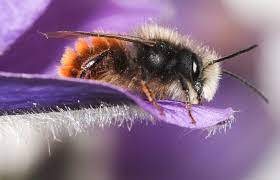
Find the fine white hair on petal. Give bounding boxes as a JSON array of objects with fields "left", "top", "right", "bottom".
[
  {"left": 0, "top": 103, "right": 154, "bottom": 143},
  {"left": 204, "top": 114, "right": 236, "bottom": 139},
  {"left": 0, "top": 102, "right": 235, "bottom": 145}
]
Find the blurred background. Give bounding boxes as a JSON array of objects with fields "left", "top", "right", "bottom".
[{"left": 0, "top": 0, "right": 279, "bottom": 179}]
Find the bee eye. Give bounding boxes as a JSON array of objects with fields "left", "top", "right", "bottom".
[
  {"left": 191, "top": 55, "right": 200, "bottom": 81},
  {"left": 176, "top": 49, "right": 201, "bottom": 82}
]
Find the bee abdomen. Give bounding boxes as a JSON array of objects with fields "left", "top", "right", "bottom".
[{"left": 58, "top": 37, "right": 125, "bottom": 78}]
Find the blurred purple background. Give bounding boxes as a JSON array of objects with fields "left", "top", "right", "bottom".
[{"left": 0, "top": 0, "right": 276, "bottom": 180}]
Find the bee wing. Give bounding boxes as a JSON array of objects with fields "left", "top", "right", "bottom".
[{"left": 40, "top": 31, "right": 156, "bottom": 46}]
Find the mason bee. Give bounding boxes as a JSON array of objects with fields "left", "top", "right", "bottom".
[{"left": 42, "top": 24, "right": 268, "bottom": 124}]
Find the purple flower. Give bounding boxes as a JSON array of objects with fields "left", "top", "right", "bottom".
[
  {"left": 0, "top": 0, "right": 273, "bottom": 180},
  {"left": 0, "top": 0, "right": 233, "bottom": 130}
]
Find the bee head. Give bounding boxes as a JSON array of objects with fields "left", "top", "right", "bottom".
[
  {"left": 136, "top": 24, "right": 266, "bottom": 104},
  {"left": 175, "top": 48, "right": 221, "bottom": 103},
  {"left": 137, "top": 40, "right": 221, "bottom": 103}
]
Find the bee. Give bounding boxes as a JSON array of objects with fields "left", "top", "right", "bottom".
[{"left": 42, "top": 24, "right": 268, "bottom": 124}]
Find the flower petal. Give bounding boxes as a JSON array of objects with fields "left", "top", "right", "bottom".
[
  {"left": 148, "top": 100, "right": 234, "bottom": 129},
  {"left": 0, "top": 72, "right": 234, "bottom": 130},
  {"left": 0, "top": 0, "right": 51, "bottom": 55}
]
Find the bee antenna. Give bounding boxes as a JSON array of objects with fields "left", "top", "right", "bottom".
[
  {"left": 209, "top": 44, "right": 258, "bottom": 66},
  {"left": 223, "top": 70, "right": 269, "bottom": 103}
]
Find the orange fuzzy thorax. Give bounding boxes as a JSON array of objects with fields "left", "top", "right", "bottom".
[
  {"left": 75, "top": 38, "right": 90, "bottom": 57},
  {"left": 58, "top": 37, "right": 122, "bottom": 78},
  {"left": 59, "top": 47, "right": 79, "bottom": 77},
  {"left": 91, "top": 37, "right": 109, "bottom": 54}
]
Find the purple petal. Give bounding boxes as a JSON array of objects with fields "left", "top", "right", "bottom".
[
  {"left": 0, "top": 0, "right": 51, "bottom": 55},
  {"left": 0, "top": 72, "right": 234, "bottom": 129},
  {"left": 149, "top": 100, "right": 234, "bottom": 129}
]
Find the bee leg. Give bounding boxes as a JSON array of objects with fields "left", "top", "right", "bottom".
[
  {"left": 178, "top": 75, "right": 196, "bottom": 124},
  {"left": 185, "top": 93, "right": 196, "bottom": 124},
  {"left": 140, "top": 80, "right": 164, "bottom": 115},
  {"left": 78, "top": 49, "right": 110, "bottom": 78}
]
